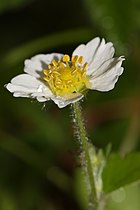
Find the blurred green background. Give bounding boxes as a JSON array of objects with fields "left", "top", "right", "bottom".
[{"left": 0, "top": 0, "right": 140, "bottom": 209}]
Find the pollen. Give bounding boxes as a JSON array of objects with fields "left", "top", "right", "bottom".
[{"left": 43, "top": 55, "right": 89, "bottom": 97}]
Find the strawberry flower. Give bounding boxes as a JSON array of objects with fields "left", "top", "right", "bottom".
[{"left": 6, "top": 37, "right": 125, "bottom": 108}]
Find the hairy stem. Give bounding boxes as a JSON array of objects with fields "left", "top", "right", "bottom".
[{"left": 72, "top": 102, "right": 99, "bottom": 210}]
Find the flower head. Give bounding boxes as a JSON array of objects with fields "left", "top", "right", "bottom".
[{"left": 6, "top": 37, "right": 125, "bottom": 108}]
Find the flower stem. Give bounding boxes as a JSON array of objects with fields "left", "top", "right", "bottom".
[{"left": 72, "top": 102, "right": 98, "bottom": 210}]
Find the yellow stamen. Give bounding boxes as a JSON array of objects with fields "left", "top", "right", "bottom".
[
  {"left": 48, "top": 64, "right": 52, "bottom": 69},
  {"left": 52, "top": 70, "right": 60, "bottom": 75},
  {"left": 83, "top": 63, "right": 88, "bottom": 71},
  {"left": 43, "top": 55, "right": 89, "bottom": 97},
  {"left": 52, "top": 59, "right": 58, "bottom": 67},
  {"left": 43, "top": 70, "right": 49, "bottom": 76},
  {"left": 63, "top": 54, "right": 70, "bottom": 62},
  {"left": 78, "top": 56, "right": 83, "bottom": 64},
  {"left": 43, "top": 77, "right": 49, "bottom": 82},
  {"left": 72, "top": 55, "right": 78, "bottom": 64}
]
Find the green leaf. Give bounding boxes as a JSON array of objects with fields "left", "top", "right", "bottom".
[{"left": 102, "top": 153, "right": 140, "bottom": 193}]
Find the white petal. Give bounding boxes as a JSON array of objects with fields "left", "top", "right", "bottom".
[
  {"left": 13, "top": 92, "right": 31, "bottom": 98},
  {"left": 88, "top": 56, "right": 124, "bottom": 91},
  {"left": 24, "top": 53, "right": 63, "bottom": 78},
  {"left": 51, "top": 94, "right": 83, "bottom": 108},
  {"left": 92, "top": 56, "right": 124, "bottom": 78},
  {"left": 72, "top": 37, "right": 100, "bottom": 64},
  {"left": 6, "top": 83, "right": 38, "bottom": 93},
  {"left": 6, "top": 74, "right": 53, "bottom": 101},
  {"left": 36, "top": 96, "right": 49, "bottom": 102},
  {"left": 73, "top": 37, "right": 115, "bottom": 76},
  {"left": 87, "top": 41, "right": 115, "bottom": 75},
  {"left": 10, "top": 74, "right": 42, "bottom": 87}
]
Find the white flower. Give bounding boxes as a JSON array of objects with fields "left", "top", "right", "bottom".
[{"left": 6, "top": 37, "right": 125, "bottom": 108}]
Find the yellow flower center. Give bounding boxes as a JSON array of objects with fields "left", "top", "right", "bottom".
[{"left": 43, "top": 55, "right": 88, "bottom": 97}]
